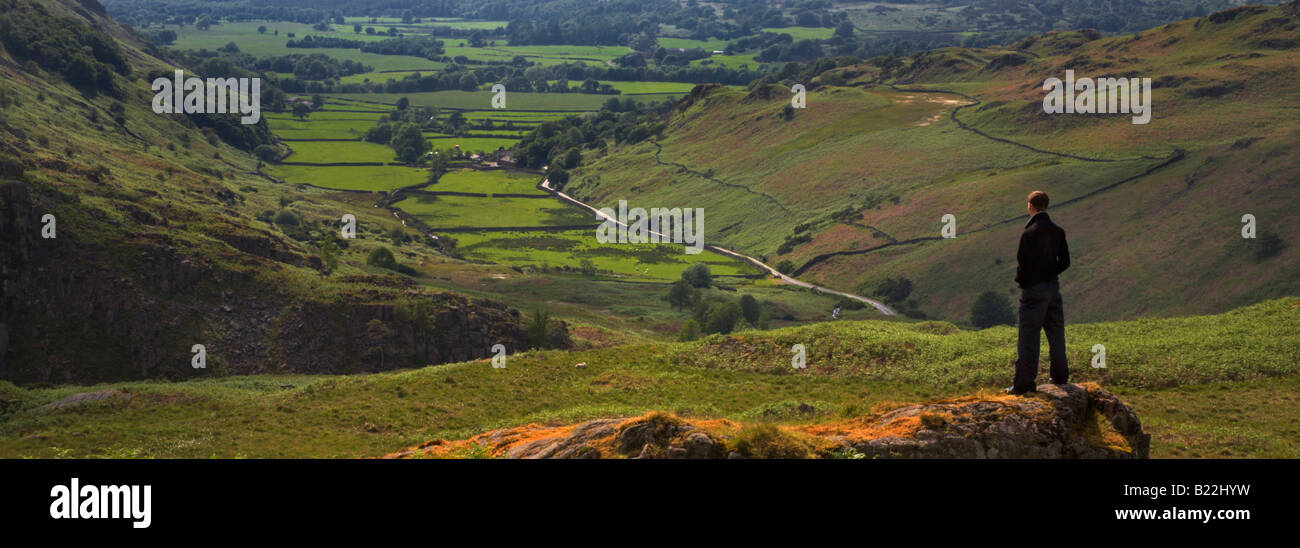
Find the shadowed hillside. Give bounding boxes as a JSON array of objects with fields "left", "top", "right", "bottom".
[{"left": 0, "top": 0, "right": 549, "bottom": 384}]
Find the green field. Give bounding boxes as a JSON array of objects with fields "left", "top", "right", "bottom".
[
  {"left": 432, "top": 169, "right": 545, "bottom": 195},
  {"left": 165, "top": 21, "right": 443, "bottom": 70},
  {"left": 265, "top": 111, "right": 385, "bottom": 139},
  {"left": 544, "top": 80, "right": 699, "bottom": 94},
  {"left": 691, "top": 53, "right": 760, "bottom": 69},
  {"left": 264, "top": 164, "right": 428, "bottom": 192},
  {"left": 330, "top": 90, "right": 662, "bottom": 111},
  {"left": 396, "top": 194, "right": 594, "bottom": 228},
  {"left": 454, "top": 229, "right": 758, "bottom": 280},
  {"left": 761, "top": 26, "right": 837, "bottom": 40},
  {"left": 659, "top": 37, "right": 732, "bottom": 51},
  {"left": 338, "top": 70, "right": 442, "bottom": 85},
  {"left": 441, "top": 44, "right": 632, "bottom": 67},
  {"left": 427, "top": 137, "right": 522, "bottom": 154},
  {"left": 285, "top": 140, "right": 397, "bottom": 164},
  {"left": 320, "top": 97, "right": 393, "bottom": 112}
]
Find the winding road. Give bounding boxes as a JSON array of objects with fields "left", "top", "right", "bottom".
[{"left": 538, "top": 178, "right": 898, "bottom": 316}]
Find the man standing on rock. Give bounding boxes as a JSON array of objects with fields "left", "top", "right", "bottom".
[{"left": 1007, "top": 190, "right": 1070, "bottom": 395}]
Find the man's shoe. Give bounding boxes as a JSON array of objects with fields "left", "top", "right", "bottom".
[{"left": 1004, "top": 386, "right": 1036, "bottom": 395}]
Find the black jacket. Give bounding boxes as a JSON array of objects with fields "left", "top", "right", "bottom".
[{"left": 1016, "top": 212, "right": 1070, "bottom": 288}]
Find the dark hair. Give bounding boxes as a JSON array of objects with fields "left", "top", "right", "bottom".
[{"left": 1028, "top": 190, "right": 1050, "bottom": 210}]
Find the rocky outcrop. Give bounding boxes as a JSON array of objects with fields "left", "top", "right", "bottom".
[
  {"left": 839, "top": 383, "right": 1149, "bottom": 459},
  {"left": 390, "top": 384, "right": 1148, "bottom": 459}
]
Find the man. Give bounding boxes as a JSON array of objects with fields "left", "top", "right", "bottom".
[{"left": 1007, "top": 190, "right": 1070, "bottom": 394}]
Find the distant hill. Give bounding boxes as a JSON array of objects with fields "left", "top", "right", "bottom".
[{"left": 565, "top": 2, "right": 1300, "bottom": 324}]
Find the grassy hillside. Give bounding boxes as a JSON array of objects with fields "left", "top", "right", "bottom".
[
  {"left": 0, "top": 0, "right": 545, "bottom": 383},
  {"left": 1, "top": 297, "right": 1296, "bottom": 458},
  {"left": 566, "top": 4, "right": 1300, "bottom": 324}
]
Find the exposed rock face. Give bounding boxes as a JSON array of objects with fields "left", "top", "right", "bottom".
[
  {"left": 843, "top": 383, "right": 1150, "bottom": 459},
  {"left": 391, "top": 384, "right": 1149, "bottom": 459}
]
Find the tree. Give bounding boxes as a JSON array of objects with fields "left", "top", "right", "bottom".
[
  {"left": 257, "top": 25, "right": 268, "bottom": 34},
  {"left": 681, "top": 264, "right": 712, "bottom": 288},
  {"left": 666, "top": 280, "right": 699, "bottom": 311},
  {"left": 547, "top": 166, "right": 569, "bottom": 187},
  {"left": 678, "top": 319, "right": 700, "bottom": 341},
  {"left": 775, "top": 260, "right": 795, "bottom": 275},
  {"left": 396, "top": 97, "right": 410, "bottom": 110},
  {"left": 527, "top": 309, "right": 552, "bottom": 348},
  {"left": 353, "top": 24, "right": 362, "bottom": 34},
  {"left": 871, "top": 276, "right": 913, "bottom": 304},
  {"left": 459, "top": 72, "right": 479, "bottom": 91},
  {"left": 390, "top": 123, "right": 430, "bottom": 164},
  {"left": 562, "top": 147, "right": 582, "bottom": 169},
  {"left": 579, "top": 259, "right": 597, "bottom": 276},
  {"left": 703, "top": 301, "right": 742, "bottom": 335},
  {"left": 291, "top": 102, "right": 311, "bottom": 120},
  {"left": 364, "top": 122, "right": 393, "bottom": 144},
  {"left": 366, "top": 246, "right": 397, "bottom": 270},
  {"left": 740, "top": 295, "right": 760, "bottom": 326},
  {"left": 366, "top": 319, "right": 392, "bottom": 370},
  {"left": 254, "top": 144, "right": 278, "bottom": 163},
  {"left": 970, "top": 291, "right": 1016, "bottom": 329},
  {"left": 320, "top": 240, "right": 339, "bottom": 275}
]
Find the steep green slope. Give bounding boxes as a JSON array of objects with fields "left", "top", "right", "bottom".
[
  {"left": 566, "top": 3, "right": 1300, "bottom": 324},
  {"left": 0, "top": 0, "right": 539, "bottom": 384}
]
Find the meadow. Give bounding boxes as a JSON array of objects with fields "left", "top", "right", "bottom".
[
  {"left": 431, "top": 169, "right": 545, "bottom": 195},
  {"left": 659, "top": 37, "right": 733, "bottom": 50},
  {"left": 165, "top": 21, "right": 443, "bottom": 70},
  {"left": 1, "top": 297, "right": 1294, "bottom": 458},
  {"left": 331, "top": 90, "right": 667, "bottom": 111},
  {"left": 285, "top": 140, "right": 397, "bottom": 164},
  {"left": 761, "top": 26, "right": 837, "bottom": 40},
  {"left": 396, "top": 193, "right": 596, "bottom": 228},
  {"left": 264, "top": 164, "right": 428, "bottom": 192},
  {"left": 453, "top": 229, "right": 757, "bottom": 281},
  {"left": 426, "top": 137, "right": 520, "bottom": 155},
  {"left": 265, "top": 111, "right": 386, "bottom": 140},
  {"left": 691, "top": 53, "right": 761, "bottom": 69}
]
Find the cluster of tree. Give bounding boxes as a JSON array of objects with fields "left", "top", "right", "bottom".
[
  {"left": 360, "top": 36, "right": 447, "bottom": 59},
  {"left": 970, "top": 291, "right": 1016, "bottom": 329},
  {"left": 142, "top": 64, "right": 277, "bottom": 152},
  {"left": 366, "top": 246, "right": 417, "bottom": 276},
  {"left": 143, "top": 28, "right": 178, "bottom": 45},
  {"left": 105, "top": 1, "right": 349, "bottom": 29},
  {"left": 0, "top": 0, "right": 132, "bottom": 97},
  {"left": 285, "top": 35, "right": 365, "bottom": 49},
  {"left": 512, "top": 97, "right": 674, "bottom": 174},
  {"left": 669, "top": 270, "right": 767, "bottom": 341}
]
